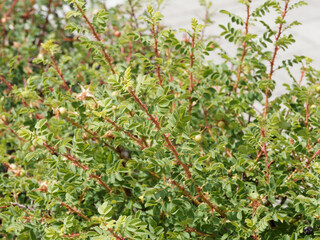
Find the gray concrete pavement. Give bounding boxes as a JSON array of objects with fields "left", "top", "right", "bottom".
[{"left": 106, "top": 0, "right": 320, "bottom": 97}]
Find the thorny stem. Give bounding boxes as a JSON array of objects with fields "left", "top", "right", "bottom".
[
  {"left": 129, "top": 88, "right": 226, "bottom": 217},
  {"left": 90, "top": 174, "right": 113, "bottom": 194},
  {"left": 128, "top": 0, "right": 139, "bottom": 29},
  {"left": 43, "top": 142, "right": 87, "bottom": 170},
  {"left": 305, "top": 101, "right": 310, "bottom": 149},
  {"left": 65, "top": 116, "right": 130, "bottom": 161},
  {"left": 105, "top": 117, "right": 147, "bottom": 149},
  {"left": 263, "top": 0, "right": 290, "bottom": 118},
  {"left": 129, "top": 88, "right": 191, "bottom": 178},
  {"left": 42, "top": 142, "right": 112, "bottom": 193},
  {"left": 10, "top": 201, "right": 35, "bottom": 211},
  {"left": 233, "top": 1, "right": 251, "bottom": 92},
  {"left": 74, "top": 2, "right": 115, "bottom": 75},
  {"left": 1, "top": 0, "right": 19, "bottom": 19},
  {"left": 50, "top": 55, "right": 72, "bottom": 93},
  {"left": 107, "top": 228, "right": 127, "bottom": 240},
  {"left": 0, "top": 116, "right": 23, "bottom": 141},
  {"left": 148, "top": 172, "right": 202, "bottom": 207},
  {"left": 127, "top": 0, "right": 145, "bottom": 55},
  {"left": 261, "top": 0, "right": 290, "bottom": 184},
  {"left": 185, "top": 227, "right": 216, "bottom": 239},
  {"left": 202, "top": 106, "right": 214, "bottom": 139},
  {"left": 188, "top": 32, "right": 196, "bottom": 116},
  {"left": 170, "top": 180, "right": 201, "bottom": 206},
  {"left": 63, "top": 232, "right": 87, "bottom": 239},
  {"left": 60, "top": 201, "right": 90, "bottom": 221},
  {"left": 298, "top": 66, "right": 306, "bottom": 85},
  {"left": 195, "top": 186, "right": 227, "bottom": 218},
  {"left": 305, "top": 147, "right": 320, "bottom": 167},
  {"left": 0, "top": 75, "right": 13, "bottom": 90},
  {"left": 1, "top": 0, "right": 19, "bottom": 37},
  {"left": 262, "top": 142, "right": 270, "bottom": 184},
  {"left": 150, "top": 15, "right": 162, "bottom": 85}
]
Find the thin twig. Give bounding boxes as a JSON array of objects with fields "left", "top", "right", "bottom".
[
  {"left": 74, "top": 3, "right": 115, "bottom": 74},
  {"left": 188, "top": 32, "right": 196, "bottom": 115},
  {"left": 50, "top": 55, "right": 72, "bottom": 93},
  {"left": 263, "top": 0, "right": 290, "bottom": 118},
  {"left": 60, "top": 201, "right": 90, "bottom": 221},
  {"left": 233, "top": 1, "right": 251, "bottom": 92},
  {"left": 0, "top": 75, "right": 13, "bottom": 90},
  {"left": 128, "top": 88, "right": 192, "bottom": 178}
]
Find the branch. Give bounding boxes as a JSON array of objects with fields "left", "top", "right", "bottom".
[
  {"left": 105, "top": 117, "right": 147, "bottom": 149},
  {"left": 65, "top": 116, "right": 130, "bottom": 161},
  {"left": 42, "top": 142, "right": 112, "bottom": 193},
  {"left": 263, "top": 0, "right": 290, "bottom": 118},
  {"left": 195, "top": 186, "right": 227, "bottom": 218},
  {"left": 128, "top": 88, "right": 192, "bottom": 178},
  {"left": 107, "top": 228, "right": 127, "bottom": 240},
  {"left": 1, "top": 0, "right": 19, "bottom": 37},
  {"left": 0, "top": 116, "right": 23, "bottom": 141},
  {"left": 185, "top": 227, "right": 216, "bottom": 239},
  {"left": 50, "top": 55, "right": 72, "bottom": 93},
  {"left": 74, "top": 3, "right": 115, "bottom": 75},
  {"left": 188, "top": 32, "right": 196, "bottom": 116},
  {"left": 233, "top": 1, "right": 251, "bottom": 92},
  {"left": 170, "top": 180, "right": 201, "bottom": 206},
  {"left": 0, "top": 75, "right": 13, "bottom": 90},
  {"left": 305, "top": 147, "right": 320, "bottom": 167},
  {"left": 129, "top": 88, "right": 226, "bottom": 217},
  {"left": 60, "top": 201, "right": 90, "bottom": 221},
  {"left": 261, "top": 0, "right": 290, "bottom": 184},
  {"left": 149, "top": 13, "right": 162, "bottom": 85}
]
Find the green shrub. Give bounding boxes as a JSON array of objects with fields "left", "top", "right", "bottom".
[{"left": 1, "top": 0, "right": 320, "bottom": 239}]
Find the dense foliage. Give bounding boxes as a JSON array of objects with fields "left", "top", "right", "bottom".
[{"left": 1, "top": 0, "right": 320, "bottom": 239}]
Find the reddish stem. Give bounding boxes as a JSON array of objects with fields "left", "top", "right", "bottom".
[
  {"left": 188, "top": 32, "right": 195, "bottom": 116},
  {"left": 171, "top": 180, "right": 201, "bottom": 206},
  {"left": 262, "top": 142, "right": 269, "bottom": 184},
  {"left": 1, "top": 0, "right": 19, "bottom": 37},
  {"left": 185, "top": 227, "right": 216, "bottom": 238},
  {"left": 128, "top": 88, "right": 226, "bottom": 216},
  {"left": 60, "top": 201, "right": 90, "bottom": 221},
  {"left": 0, "top": 76, "right": 13, "bottom": 90},
  {"left": 263, "top": 0, "right": 289, "bottom": 118},
  {"left": 42, "top": 142, "right": 112, "bottom": 193},
  {"left": 195, "top": 186, "right": 226, "bottom": 217},
  {"left": 233, "top": 1, "right": 251, "bottom": 92},
  {"left": 261, "top": 0, "right": 290, "bottom": 184},
  {"left": 128, "top": 88, "right": 191, "bottom": 178},
  {"left": 150, "top": 15, "right": 162, "bottom": 85},
  {"left": 65, "top": 116, "right": 130, "bottom": 161},
  {"left": 305, "top": 147, "right": 320, "bottom": 167},
  {"left": 50, "top": 55, "right": 72, "bottom": 93},
  {"left": 107, "top": 228, "right": 126, "bottom": 240},
  {"left": 90, "top": 174, "right": 112, "bottom": 194},
  {"left": 0, "top": 116, "right": 23, "bottom": 141},
  {"left": 298, "top": 67, "right": 305, "bottom": 85},
  {"left": 74, "top": 3, "right": 115, "bottom": 75},
  {"left": 105, "top": 117, "right": 146, "bottom": 149}
]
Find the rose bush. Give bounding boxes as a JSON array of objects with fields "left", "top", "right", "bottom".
[{"left": 1, "top": 0, "right": 320, "bottom": 239}]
